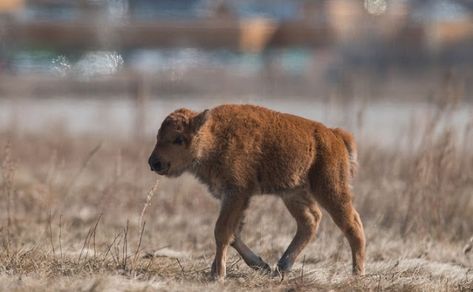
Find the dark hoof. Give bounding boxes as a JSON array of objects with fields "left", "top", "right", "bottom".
[
  {"left": 353, "top": 267, "right": 365, "bottom": 276},
  {"left": 211, "top": 260, "right": 216, "bottom": 275},
  {"left": 271, "top": 266, "right": 287, "bottom": 281}
]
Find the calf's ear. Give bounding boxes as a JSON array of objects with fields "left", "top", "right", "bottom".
[{"left": 191, "top": 109, "right": 209, "bottom": 132}]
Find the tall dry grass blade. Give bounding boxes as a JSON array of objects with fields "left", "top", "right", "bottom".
[
  {"left": 92, "top": 213, "right": 103, "bottom": 260},
  {"left": 1, "top": 140, "right": 16, "bottom": 253},
  {"left": 65, "top": 143, "right": 102, "bottom": 196},
  {"left": 78, "top": 214, "right": 102, "bottom": 264},
  {"left": 78, "top": 225, "right": 94, "bottom": 265},
  {"left": 139, "top": 178, "right": 160, "bottom": 229},
  {"left": 464, "top": 237, "right": 473, "bottom": 255},
  {"left": 132, "top": 221, "right": 146, "bottom": 271},
  {"left": 112, "top": 234, "right": 123, "bottom": 266},
  {"left": 48, "top": 211, "right": 56, "bottom": 256},
  {"left": 176, "top": 258, "right": 185, "bottom": 275},
  {"left": 54, "top": 143, "right": 102, "bottom": 218},
  {"left": 102, "top": 232, "right": 121, "bottom": 263},
  {"left": 122, "top": 220, "right": 129, "bottom": 270},
  {"left": 58, "top": 214, "right": 63, "bottom": 261}
]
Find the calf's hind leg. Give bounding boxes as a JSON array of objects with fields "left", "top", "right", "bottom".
[
  {"left": 315, "top": 189, "right": 366, "bottom": 275},
  {"left": 276, "top": 194, "right": 322, "bottom": 274}
]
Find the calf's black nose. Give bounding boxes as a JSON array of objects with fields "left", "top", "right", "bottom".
[
  {"left": 153, "top": 161, "right": 163, "bottom": 171},
  {"left": 148, "top": 157, "right": 163, "bottom": 172}
]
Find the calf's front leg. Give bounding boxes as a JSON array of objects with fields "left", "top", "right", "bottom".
[
  {"left": 211, "top": 193, "right": 249, "bottom": 281},
  {"left": 231, "top": 237, "right": 271, "bottom": 273}
]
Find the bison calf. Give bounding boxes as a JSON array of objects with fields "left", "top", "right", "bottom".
[{"left": 148, "top": 104, "right": 365, "bottom": 281}]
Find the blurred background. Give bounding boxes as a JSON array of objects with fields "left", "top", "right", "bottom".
[{"left": 0, "top": 0, "right": 472, "bottom": 141}]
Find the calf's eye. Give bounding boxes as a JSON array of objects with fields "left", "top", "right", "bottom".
[{"left": 173, "top": 136, "right": 184, "bottom": 145}]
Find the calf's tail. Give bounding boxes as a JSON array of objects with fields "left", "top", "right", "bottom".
[{"left": 332, "top": 128, "right": 358, "bottom": 178}]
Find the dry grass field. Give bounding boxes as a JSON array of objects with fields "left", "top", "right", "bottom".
[{"left": 0, "top": 97, "right": 472, "bottom": 291}]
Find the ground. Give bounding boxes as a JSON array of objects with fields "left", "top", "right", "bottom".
[{"left": 0, "top": 98, "right": 472, "bottom": 291}]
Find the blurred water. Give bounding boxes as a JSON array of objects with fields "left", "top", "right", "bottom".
[
  {"left": 0, "top": 97, "right": 471, "bottom": 150},
  {"left": 11, "top": 51, "right": 124, "bottom": 79},
  {"left": 73, "top": 52, "right": 124, "bottom": 79},
  {"left": 8, "top": 49, "right": 310, "bottom": 77}
]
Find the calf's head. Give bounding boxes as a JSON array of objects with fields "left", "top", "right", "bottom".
[{"left": 148, "top": 108, "right": 208, "bottom": 177}]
